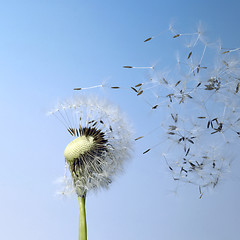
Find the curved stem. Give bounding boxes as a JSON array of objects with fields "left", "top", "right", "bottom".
[{"left": 78, "top": 196, "right": 87, "bottom": 240}]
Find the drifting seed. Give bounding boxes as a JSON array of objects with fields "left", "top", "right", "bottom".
[
  {"left": 123, "top": 66, "right": 133, "bottom": 68},
  {"left": 199, "top": 193, "right": 204, "bottom": 199},
  {"left": 111, "top": 86, "right": 120, "bottom": 89},
  {"left": 135, "top": 136, "right": 144, "bottom": 141},
  {"left": 213, "top": 161, "right": 216, "bottom": 168},
  {"left": 222, "top": 50, "right": 230, "bottom": 54},
  {"left": 175, "top": 80, "right": 181, "bottom": 87},
  {"left": 198, "top": 116, "right": 206, "bottom": 119},
  {"left": 197, "top": 82, "right": 201, "bottom": 87},
  {"left": 235, "top": 82, "right": 240, "bottom": 93},
  {"left": 189, "top": 161, "right": 196, "bottom": 168},
  {"left": 173, "top": 178, "right": 180, "bottom": 181},
  {"left": 199, "top": 186, "right": 202, "bottom": 194},
  {"left": 163, "top": 78, "right": 168, "bottom": 84},
  {"left": 169, "top": 166, "right": 173, "bottom": 171},
  {"left": 137, "top": 90, "right": 143, "bottom": 96},
  {"left": 185, "top": 148, "right": 190, "bottom": 156},
  {"left": 173, "top": 34, "right": 180, "bottom": 38},
  {"left": 168, "top": 125, "right": 177, "bottom": 130},
  {"left": 144, "top": 37, "right": 152, "bottom": 42},
  {"left": 73, "top": 88, "right": 82, "bottom": 90},
  {"left": 135, "top": 83, "right": 142, "bottom": 87},
  {"left": 152, "top": 105, "right": 158, "bottom": 109},
  {"left": 100, "top": 120, "right": 104, "bottom": 124},
  {"left": 186, "top": 94, "right": 193, "bottom": 99},
  {"left": 109, "top": 126, "right": 113, "bottom": 131},
  {"left": 187, "top": 139, "right": 194, "bottom": 144},
  {"left": 223, "top": 60, "right": 229, "bottom": 67},
  {"left": 197, "top": 64, "right": 200, "bottom": 73},
  {"left": 143, "top": 148, "right": 151, "bottom": 154},
  {"left": 181, "top": 167, "right": 187, "bottom": 173},
  {"left": 187, "top": 51, "right": 192, "bottom": 59},
  {"left": 167, "top": 132, "right": 176, "bottom": 135},
  {"left": 131, "top": 87, "right": 138, "bottom": 92}
]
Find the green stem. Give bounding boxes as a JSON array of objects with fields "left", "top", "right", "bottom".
[{"left": 78, "top": 195, "right": 87, "bottom": 240}]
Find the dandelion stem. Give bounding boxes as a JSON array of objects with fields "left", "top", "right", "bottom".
[{"left": 78, "top": 196, "right": 87, "bottom": 240}]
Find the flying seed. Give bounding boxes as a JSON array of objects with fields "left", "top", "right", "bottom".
[
  {"left": 123, "top": 66, "right": 133, "bottom": 68},
  {"left": 137, "top": 90, "right": 143, "bottom": 96},
  {"left": 135, "top": 136, "right": 144, "bottom": 141},
  {"left": 197, "top": 82, "right": 201, "bottom": 87},
  {"left": 199, "top": 193, "right": 204, "bottom": 199},
  {"left": 175, "top": 80, "right": 181, "bottom": 87},
  {"left": 144, "top": 37, "right": 152, "bottom": 42},
  {"left": 152, "top": 105, "right": 158, "bottom": 109},
  {"left": 135, "top": 83, "right": 142, "bottom": 87},
  {"left": 163, "top": 78, "right": 168, "bottom": 84},
  {"left": 235, "top": 82, "right": 240, "bottom": 93},
  {"left": 169, "top": 166, "right": 173, "bottom": 171},
  {"left": 173, "top": 34, "right": 180, "bottom": 38},
  {"left": 185, "top": 148, "right": 190, "bottom": 156},
  {"left": 143, "top": 149, "right": 151, "bottom": 154},
  {"left": 223, "top": 60, "right": 229, "bottom": 67},
  {"left": 111, "top": 87, "right": 120, "bottom": 89},
  {"left": 131, "top": 87, "right": 138, "bottom": 92},
  {"left": 73, "top": 88, "right": 82, "bottom": 90},
  {"left": 167, "top": 132, "right": 176, "bottom": 135},
  {"left": 187, "top": 51, "right": 192, "bottom": 59},
  {"left": 198, "top": 116, "right": 206, "bottom": 119},
  {"left": 222, "top": 50, "right": 230, "bottom": 54},
  {"left": 187, "top": 139, "right": 194, "bottom": 144}
]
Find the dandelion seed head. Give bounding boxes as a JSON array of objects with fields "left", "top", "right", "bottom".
[{"left": 50, "top": 95, "right": 134, "bottom": 197}]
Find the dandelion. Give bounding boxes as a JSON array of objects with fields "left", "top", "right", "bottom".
[{"left": 49, "top": 95, "right": 133, "bottom": 240}]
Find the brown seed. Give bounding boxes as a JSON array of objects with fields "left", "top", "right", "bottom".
[
  {"left": 135, "top": 136, "right": 144, "bottom": 141},
  {"left": 222, "top": 50, "right": 230, "bottom": 54},
  {"left": 235, "top": 82, "right": 240, "bottom": 93},
  {"left": 135, "top": 83, "right": 142, "bottom": 87},
  {"left": 137, "top": 90, "right": 143, "bottom": 96},
  {"left": 175, "top": 80, "right": 181, "bottom": 87},
  {"left": 173, "top": 34, "right": 180, "bottom": 38},
  {"left": 131, "top": 87, "right": 138, "bottom": 92},
  {"left": 73, "top": 88, "right": 82, "bottom": 90},
  {"left": 143, "top": 148, "right": 151, "bottom": 154},
  {"left": 123, "top": 66, "right": 133, "bottom": 68},
  {"left": 111, "top": 87, "right": 120, "bottom": 89},
  {"left": 144, "top": 37, "right": 152, "bottom": 42},
  {"left": 187, "top": 51, "right": 192, "bottom": 59},
  {"left": 152, "top": 105, "right": 158, "bottom": 109}
]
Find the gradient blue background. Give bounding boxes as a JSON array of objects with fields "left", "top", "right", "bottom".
[{"left": 0, "top": 1, "right": 240, "bottom": 239}]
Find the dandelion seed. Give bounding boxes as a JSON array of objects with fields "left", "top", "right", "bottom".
[
  {"left": 74, "top": 88, "right": 82, "bottom": 90},
  {"left": 131, "top": 87, "right": 138, "bottom": 93},
  {"left": 144, "top": 37, "right": 152, "bottom": 42},
  {"left": 187, "top": 51, "right": 192, "bottom": 59},
  {"left": 135, "top": 136, "right": 144, "bottom": 141},
  {"left": 173, "top": 34, "right": 181, "bottom": 38},
  {"left": 123, "top": 66, "right": 133, "bottom": 68}
]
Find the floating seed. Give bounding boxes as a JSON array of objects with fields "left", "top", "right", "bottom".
[
  {"left": 143, "top": 148, "right": 151, "bottom": 154},
  {"left": 135, "top": 136, "right": 144, "bottom": 141},
  {"left": 137, "top": 90, "right": 143, "bottom": 96},
  {"left": 187, "top": 51, "right": 192, "bottom": 59},
  {"left": 74, "top": 88, "right": 82, "bottom": 90},
  {"left": 173, "top": 34, "right": 180, "bottom": 38},
  {"left": 123, "top": 66, "right": 133, "bottom": 68},
  {"left": 144, "top": 37, "right": 152, "bottom": 42}
]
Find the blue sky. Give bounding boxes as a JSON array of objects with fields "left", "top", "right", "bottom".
[{"left": 0, "top": 1, "right": 240, "bottom": 240}]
